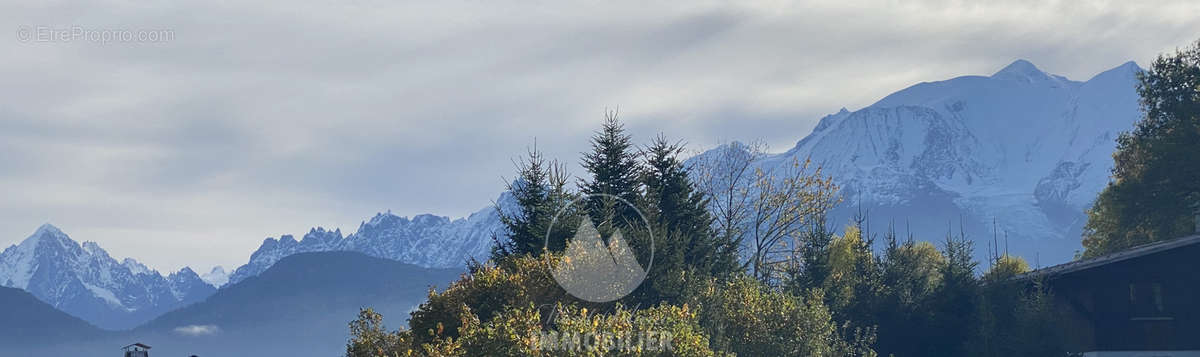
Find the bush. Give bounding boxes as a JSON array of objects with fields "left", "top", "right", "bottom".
[
  {"left": 688, "top": 276, "right": 875, "bottom": 357},
  {"left": 408, "top": 255, "right": 566, "bottom": 345}
]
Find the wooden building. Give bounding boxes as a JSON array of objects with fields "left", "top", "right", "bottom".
[
  {"left": 1016, "top": 235, "right": 1200, "bottom": 356},
  {"left": 122, "top": 343, "right": 151, "bottom": 357}
]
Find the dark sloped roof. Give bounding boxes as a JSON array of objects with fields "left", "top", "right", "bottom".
[
  {"left": 1014, "top": 234, "right": 1200, "bottom": 281},
  {"left": 122, "top": 342, "right": 151, "bottom": 350}
]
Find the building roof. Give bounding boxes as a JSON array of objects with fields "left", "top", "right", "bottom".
[
  {"left": 1014, "top": 234, "right": 1200, "bottom": 281},
  {"left": 122, "top": 343, "right": 151, "bottom": 350}
]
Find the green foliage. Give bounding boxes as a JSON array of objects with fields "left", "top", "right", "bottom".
[
  {"left": 493, "top": 145, "right": 576, "bottom": 259},
  {"left": 351, "top": 302, "right": 719, "bottom": 357},
  {"left": 1006, "top": 282, "right": 1067, "bottom": 356},
  {"left": 347, "top": 113, "right": 1097, "bottom": 357},
  {"left": 347, "top": 308, "right": 412, "bottom": 357},
  {"left": 873, "top": 238, "right": 944, "bottom": 357},
  {"left": 687, "top": 276, "right": 876, "bottom": 357},
  {"left": 926, "top": 230, "right": 980, "bottom": 356},
  {"left": 883, "top": 240, "right": 944, "bottom": 308},
  {"left": 531, "top": 304, "right": 717, "bottom": 356},
  {"left": 1083, "top": 39, "right": 1200, "bottom": 257},
  {"left": 981, "top": 254, "right": 1030, "bottom": 283},
  {"left": 635, "top": 136, "right": 741, "bottom": 304},
  {"left": 455, "top": 304, "right": 543, "bottom": 356},
  {"left": 580, "top": 110, "right": 644, "bottom": 230},
  {"left": 970, "top": 275, "right": 1066, "bottom": 357},
  {"left": 783, "top": 218, "right": 835, "bottom": 295},
  {"left": 825, "top": 225, "right": 864, "bottom": 305},
  {"left": 823, "top": 224, "right": 883, "bottom": 325},
  {"left": 408, "top": 256, "right": 566, "bottom": 345}
]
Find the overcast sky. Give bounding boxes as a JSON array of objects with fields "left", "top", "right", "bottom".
[{"left": 2, "top": 0, "right": 1198, "bottom": 273}]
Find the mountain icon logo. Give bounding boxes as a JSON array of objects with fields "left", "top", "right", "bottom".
[{"left": 545, "top": 194, "right": 652, "bottom": 303}]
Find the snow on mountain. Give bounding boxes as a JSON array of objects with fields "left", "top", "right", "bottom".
[
  {"left": 167, "top": 267, "right": 214, "bottom": 306},
  {"left": 225, "top": 192, "right": 513, "bottom": 286},
  {"left": 2, "top": 61, "right": 1136, "bottom": 330},
  {"left": 200, "top": 266, "right": 229, "bottom": 287},
  {"left": 695, "top": 59, "right": 1143, "bottom": 266},
  {"left": 0, "top": 224, "right": 216, "bottom": 330},
  {"left": 123, "top": 258, "right": 153, "bottom": 276},
  {"left": 223, "top": 59, "right": 1141, "bottom": 280},
  {"left": 225, "top": 227, "right": 345, "bottom": 285}
]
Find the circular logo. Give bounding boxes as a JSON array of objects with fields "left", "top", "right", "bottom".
[
  {"left": 16, "top": 26, "right": 32, "bottom": 42},
  {"left": 544, "top": 193, "right": 653, "bottom": 303}
]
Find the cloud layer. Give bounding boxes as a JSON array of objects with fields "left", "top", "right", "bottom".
[
  {"left": 174, "top": 324, "right": 221, "bottom": 336},
  {"left": 1, "top": 0, "right": 1198, "bottom": 271}
]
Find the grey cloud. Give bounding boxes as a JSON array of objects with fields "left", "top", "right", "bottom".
[{"left": 0, "top": 0, "right": 1197, "bottom": 271}]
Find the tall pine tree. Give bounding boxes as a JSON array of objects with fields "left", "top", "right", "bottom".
[
  {"left": 642, "top": 135, "right": 739, "bottom": 277},
  {"left": 929, "top": 225, "right": 980, "bottom": 356},
  {"left": 633, "top": 135, "right": 742, "bottom": 304},
  {"left": 579, "top": 110, "right": 644, "bottom": 232},
  {"left": 492, "top": 144, "right": 574, "bottom": 260}
]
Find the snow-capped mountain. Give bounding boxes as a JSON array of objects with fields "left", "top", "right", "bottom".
[
  {"left": 694, "top": 59, "right": 1143, "bottom": 266},
  {"left": 225, "top": 193, "right": 511, "bottom": 286},
  {"left": 0, "top": 224, "right": 216, "bottom": 330},
  {"left": 200, "top": 266, "right": 229, "bottom": 287},
  {"left": 223, "top": 59, "right": 1142, "bottom": 280},
  {"left": 225, "top": 227, "right": 346, "bottom": 285}
]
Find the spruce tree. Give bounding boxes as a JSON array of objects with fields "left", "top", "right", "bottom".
[
  {"left": 633, "top": 135, "right": 741, "bottom": 304},
  {"left": 579, "top": 110, "right": 643, "bottom": 231},
  {"left": 875, "top": 236, "right": 945, "bottom": 357},
  {"left": 493, "top": 145, "right": 573, "bottom": 260},
  {"left": 929, "top": 226, "right": 980, "bottom": 356},
  {"left": 642, "top": 135, "right": 739, "bottom": 277}
]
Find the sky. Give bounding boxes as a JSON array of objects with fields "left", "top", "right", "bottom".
[{"left": 1, "top": 0, "right": 1198, "bottom": 273}]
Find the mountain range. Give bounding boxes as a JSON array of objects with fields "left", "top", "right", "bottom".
[
  {"left": 0, "top": 251, "right": 461, "bottom": 356},
  {"left": 224, "top": 191, "right": 512, "bottom": 286},
  {"left": 0, "top": 224, "right": 215, "bottom": 330},
  {"left": 0, "top": 59, "right": 1144, "bottom": 339}
]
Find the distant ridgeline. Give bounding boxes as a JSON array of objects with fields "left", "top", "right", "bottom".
[
  {"left": 686, "top": 60, "right": 1143, "bottom": 266},
  {"left": 0, "top": 251, "right": 461, "bottom": 356},
  {"left": 0, "top": 224, "right": 215, "bottom": 330},
  {"left": 0, "top": 60, "right": 1143, "bottom": 343}
]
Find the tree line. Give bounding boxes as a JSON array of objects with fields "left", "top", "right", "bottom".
[
  {"left": 346, "top": 40, "right": 1200, "bottom": 356},
  {"left": 345, "top": 112, "right": 1058, "bottom": 356}
]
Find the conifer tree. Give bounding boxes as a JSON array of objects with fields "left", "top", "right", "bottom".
[
  {"left": 492, "top": 144, "right": 573, "bottom": 260},
  {"left": 641, "top": 135, "right": 739, "bottom": 277},
  {"left": 631, "top": 135, "right": 742, "bottom": 304},
  {"left": 928, "top": 225, "right": 980, "bottom": 356},
  {"left": 874, "top": 234, "right": 944, "bottom": 357},
  {"left": 579, "top": 110, "right": 643, "bottom": 232}
]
